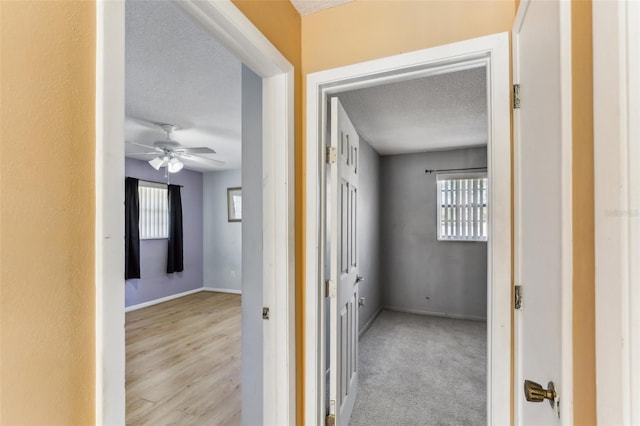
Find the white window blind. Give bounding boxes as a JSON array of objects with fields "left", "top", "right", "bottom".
[
  {"left": 436, "top": 172, "right": 488, "bottom": 241},
  {"left": 138, "top": 182, "right": 168, "bottom": 239}
]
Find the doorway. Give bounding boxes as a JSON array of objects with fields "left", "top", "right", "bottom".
[
  {"left": 95, "top": 1, "right": 295, "bottom": 424},
  {"left": 122, "top": 2, "right": 248, "bottom": 421},
  {"left": 305, "top": 32, "right": 511, "bottom": 424}
]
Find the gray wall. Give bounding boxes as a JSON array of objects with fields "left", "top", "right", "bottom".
[
  {"left": 124, "top": 157, "right": 203, "bottom": 307},
  {"left": 203, "top": 170, "right": 242, "bottom": 291},
  {"left": 241, "top": 64, "right": 262, "bottom": 426},
  {"left": 380, "top": 147, "right": 488, "bottom": 320},
  {"left": 357, "top": 139, "right": 383, "bottom": 334}
]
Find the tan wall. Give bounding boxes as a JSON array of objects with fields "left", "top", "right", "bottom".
[
  {"left": 301, "top": 0, "right": 516, "bottom": 75},
  {"left": 571, "top": 0, "right": 596, "bottom": 424},
  {"left": 0, "top": 1, "right": 96, "bottom": 424}
]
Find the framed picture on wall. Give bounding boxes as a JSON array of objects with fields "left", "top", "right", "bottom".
[{"left": 227, "top": 187, "right": 242, "bottom": 222}]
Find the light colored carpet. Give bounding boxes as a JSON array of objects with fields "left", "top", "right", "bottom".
[{"left": 349, "top": 310, "right": 486, "bottom": 426}]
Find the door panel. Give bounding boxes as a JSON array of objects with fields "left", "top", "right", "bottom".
[
  {"left": 329, "top": 97, "right": 359, "bottom": 425},
  {"left": 513, "top": 0, "right": 569, "bottom": 424}
]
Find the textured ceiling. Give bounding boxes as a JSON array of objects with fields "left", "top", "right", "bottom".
[
  {"left": 336, "top": 67, "right": 488, "bottom": 155},
  {"left": 290, "top": 0, "right": 352, "bottom": 16},
  {"left": 125, "top": 1, "right": 485, "bottom": 172},
  {"left": 125, "top": 0, "right": 242, "bottom": 171}
]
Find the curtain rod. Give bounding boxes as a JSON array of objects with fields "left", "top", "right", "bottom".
[
  {"left": 425, "top": 166, "right": 487, "bottom": 174},
  {"left": 127, "top": 177, "right": 183, "bottom": 188}
]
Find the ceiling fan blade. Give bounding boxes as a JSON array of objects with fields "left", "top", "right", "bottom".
[
  {"left": 126, "top": 116, "right": 184, "bottom": 131},
  {"left": 125, "top": 140, "right": 161, "bottom": 151},
  {"left": 180, "top": 152, "right": 226, "bottom": 165},
  {"left": 127, "top": 151, "right": 160, "bottom": 156},
  {"left": 179, "top": 147, "right": 217, "bottom": 154}
]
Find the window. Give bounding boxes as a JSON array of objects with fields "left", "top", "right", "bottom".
[
  {"left": 138, "top": 182, "right": 168, "bottom": 239},
  {"left": 436, "top": 172, "right": 488, "bottom": 241}
]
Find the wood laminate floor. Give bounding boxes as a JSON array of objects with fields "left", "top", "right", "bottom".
[{"left": 126, "top": 291, "right": 241, "bottom": 425}]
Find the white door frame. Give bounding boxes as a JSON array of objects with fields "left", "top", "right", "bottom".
[
  {"left": 305, "top": 32, "right": 511, "bottom": 425},
  {"left": 95, "top": 1, "right": 295, "bottom": 424},
  {"left": 593, "top": 1, "right": 640, "bottom": 424}
]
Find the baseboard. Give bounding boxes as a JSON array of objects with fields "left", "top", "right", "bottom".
[
  {"left": 125, "top": 288, "right": 203, "bottom": 312},
  {"left": 126, "top": 287, "right": 242, "bottom": 312},
  {"left": 359, "top": 307, "right": 383, "bottom": 339},
  {"left": 202, "top": 287, "right": 242, "bottom": 295},
  {"left": 382, "top": 305, "right": 486, "bottom": 322}
]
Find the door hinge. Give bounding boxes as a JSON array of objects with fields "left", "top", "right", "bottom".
[
  {"left": 262, "top": 307, "right": 270, "bottom": 320},
  {"left": 325, "top": 280, "right": 336, "bottom": 298},
  {"left": 513, "top": 84, "right": 521, "bottom": 109},
  {"left": 515, "top": 285, "right": 523, "bottom": 310},
  {"left": 326, "top": 146, "right": 337, "bottom": 164}
]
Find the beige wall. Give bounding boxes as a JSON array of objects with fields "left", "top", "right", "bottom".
[
  {"left": 0, "top": 1, "right": 96, "bottom": 424},
  {"left": 301, "top": 0, "right": 516, "bottom": 75},
  {"left": 571, "top": 0, "right": 596, "bottom": 424}
]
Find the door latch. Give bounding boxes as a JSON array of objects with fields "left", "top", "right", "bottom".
[
  {"left": 325, "top": 414, "right": 335, "bottom": 426},
  {"left": 524, "top": 380, "right": 557, "bottom": 409},
  {"left": 262, "top": 307, "right": 270, "bottom": 320}
]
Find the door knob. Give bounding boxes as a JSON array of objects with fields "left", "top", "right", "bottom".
[
  {"left": 356, "top": 275, "right": 364, "bottom": 283},
  {"left": 524, "top": 380, "right": 556, "bottom": 408}
]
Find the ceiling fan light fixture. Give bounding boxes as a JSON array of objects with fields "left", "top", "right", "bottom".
[
  {"left": 168, "top": 157, "right": 184, "bottom": 173},
  {"left": 148, "top": 156, "right": 166, "bottom": 170}
]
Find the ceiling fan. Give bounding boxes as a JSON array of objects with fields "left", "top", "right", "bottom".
[{"left": 125, "top": 123, "right": 225, "bottom": 174}]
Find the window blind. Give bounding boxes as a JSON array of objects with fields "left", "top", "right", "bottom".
[
  {"left": 436, "top": 173, "right": 488, "bottom": 241},
  {"left": 138, "top": 184, "right": 168, "bottom": 239}
]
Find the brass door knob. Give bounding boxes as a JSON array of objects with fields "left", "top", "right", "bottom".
[{"left": 524, "top": 380, "right": 556, "bottom": 408}]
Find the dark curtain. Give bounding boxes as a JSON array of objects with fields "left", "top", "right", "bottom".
[
  {"left": 125, "top": 177, "right": 141, "bottom": 279},
  {"left": 167, "top": 184, "right": 184, "bottom": 273}
]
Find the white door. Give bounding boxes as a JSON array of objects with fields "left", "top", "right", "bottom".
[
  {"left": 328, "top": 97, "right": 359, "bottom": 425},
  {"left": 513, "top": 0, "right": 571, "bottom": 424}
]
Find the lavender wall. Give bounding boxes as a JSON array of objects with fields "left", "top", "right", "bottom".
[
  {"left": 124, "top": 158, "right": 204, "bottom": 307},
  {"left": 241, "top": 64, "right": 263, "bottom": 426},
  {"left": 203, "top": 170, "right": 242, "bottom": 291}
]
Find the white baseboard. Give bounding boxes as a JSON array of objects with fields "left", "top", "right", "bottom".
[
  {"left": 382, "top": 305, "right": 486, "bottom": 322},
  {"left": 125, "top": 287, "right": 242, "bottom": 312},
  {"left": 125, "top": 288, "right": 202, "bottom": 312},
  {"left": 359, "top": 307, "right": 382, "bottom": 339},
  {"left": 202, "top": 287, "right": 242, "bottom": 295}
]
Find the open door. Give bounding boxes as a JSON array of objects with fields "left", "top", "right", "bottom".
[
  {"left": 327, "top": 97, "right": 360, "bottom": 425},
  {"left": 513, "top": 0, "right": 572, "bottom": 424}
]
